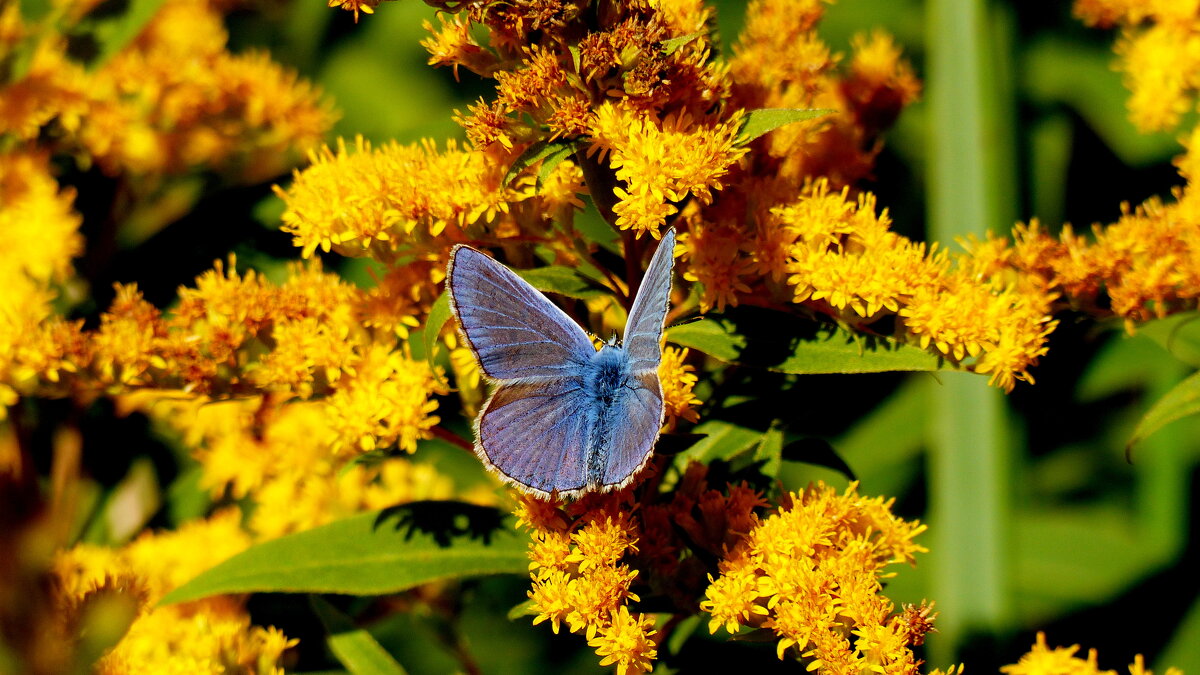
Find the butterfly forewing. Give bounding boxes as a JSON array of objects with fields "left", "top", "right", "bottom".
[
  {"left": 623, "top": 229, "right": 676, "bottom": 372},
  {"left": 448, "top": 246, "right": 596, "bottom": 381}
]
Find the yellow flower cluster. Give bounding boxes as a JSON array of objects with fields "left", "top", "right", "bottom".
[
  {"left": 417, "top": 0, "right": 742, "bottom": 241},
  {"left": 52, "top": 510, "right": 295, "bottom": 674},
  {"left": 1001, "top": 633, "right": 1182, "bottom": 675},
  {"left": 659, "top": 346, "right": 702, "bottom": 425},
  {"left": 731, "top": 1, "right": 921, "bottom": 186},
  {"left": 589, "top": 104, "right": 747, "bottom": 238},
  {"left": 129, "top": 394, "right": 464, "bottom": 540},
  {"left": 1074, "top": 0, "right": 1200, "bottom": 132},
  {"left": 517, "top": 464, "right": 770, "bottom": 674},
  {"left": 1, "top": 0, "right": 332, "bottom": 179},
  {"left": 689, "top": 178, "right": 1058, "bottom": 391},
  {"left": 0, "top": 151, "right": 85, "bottom": 413},
  {"left": 520, "top": 495, "right": 657, "bottom": 675},
  {"left": 699, "top": 481, "right": 931, "bottom": 671},
  {"left": 277, "top": 136, "right": 526, "bottom": 260},
  {"left": 1005, "top": 125, "right": 1200, "bottom": 331}
]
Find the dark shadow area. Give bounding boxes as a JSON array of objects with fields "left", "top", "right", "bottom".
[
  {"left": 696, "top": 305, "right": 939, "bottom": 372},
  {"left": 373, "top": 500, "right": 508, "bottom": 548},
  {"left": 782, "top": 437, "right": 857, "bottom": 481}
]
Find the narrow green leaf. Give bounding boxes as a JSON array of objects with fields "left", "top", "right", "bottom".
[
  {"left": 667, "top": 308, "right": 947, "bottom": 374},
  {"left": 503, "top": 139, "right": 578, "bottom": 187},
  {"left": 311, "top": 596, "right": 408, "bottom": 675},
  {"left": 925, "top": 0, "right": 1017, "bottom": 660},
  {"left": 1129, "top": 370, "right": 1200, "bottom": 452},
  {"left": 515, "top": 266, "right": 607, "bottom": 301},
  {"left": 738, "top": 108, "right": 834, "bottom": 144},
  {"left": 423, "top": 292, "right": 452, "bottom": 385},
  {"left": 506, "top": 599, "right": 536, "bottom": 621},
  {"left": 160, "top": 502, "right": 528, "bottom": 604}
]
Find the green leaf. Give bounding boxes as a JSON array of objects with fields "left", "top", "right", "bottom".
[
  {"left": 503, "top": 139, "right": 578, "bottom": 187},
  {"left": 1137, "top": 312, "right": 1200, "bottom": 368},
  {"left": 667, "top": 307, "right": 947, "bottom": 374},
  {"left": 673, "top": 420, "right": 762, "bottom": 466},
  {"left": 752, "top": 423, "right": 783, "bottom": 478},
  {"left": 515, "top": 266, "right": 607, "bottom": 301},
  {"left": 423, "top": 292, "right": 452, "bottom": 384},
  {"left": 161, "top": 502, "right": 528, "bottom": 604},
  {"left": 75, "top": 0, "right": 168, "bottom": 70},
  {"left": 738, "top": 108, "right": 835, "bottom": 144},
  {"left": 311, "top": 596, "right": 408, "bottom": 675},
  {"left": 1129, "top": 370, "right": 1200, "bottom": 452},
  {"left": 506, "top": 599, "right": 536, "bottom": 621}
]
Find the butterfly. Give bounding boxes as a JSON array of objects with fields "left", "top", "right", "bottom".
[{"left": 446, "top": 228, "right": 676, "bottom": 498}]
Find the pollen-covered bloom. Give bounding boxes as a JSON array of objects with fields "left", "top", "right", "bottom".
[
  {"left": 0, "top": 150, "right": 85, "bottom": 412},
  {"left": 589, "top": 102, "right": 747, "bottom": 239},
  {"left": 699, "top": 482, "right": 932, "bottom": 672},
  {"left": 1004, "top": 125, "right": 1200, "bottom": 333},
  {"left": 658, "top": 347, "right": 702, "bottom": 424},
  {"left": 276, "top": 135, "right": 522, "bottom": 260},
  {"left": 1075, "top": 0, "right": 1200, "bottom": 132},
  {"left": 517, "top": 494, "right": 656, "bottom": 673}
]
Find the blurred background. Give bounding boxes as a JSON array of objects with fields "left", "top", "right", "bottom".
[{"left": 40, "top": 0, "right": 1200, "bottom": 672}]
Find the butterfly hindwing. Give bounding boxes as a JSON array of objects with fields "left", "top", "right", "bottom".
[
  {"left": 599, "top": 370, "right": 663, "bottom": 488},
  {"left": 623, "top": 228, "right": 676, "bottom": 372},
  {"left": 448, "top": 246, "right": 596, "bottom": 381},
  {"left": 477, "top": 377, "right": 593, "bottom": 495}
]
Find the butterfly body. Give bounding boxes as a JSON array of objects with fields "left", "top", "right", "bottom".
[{"left": 447, "top": 229, "right": 676, "bottom": 498}]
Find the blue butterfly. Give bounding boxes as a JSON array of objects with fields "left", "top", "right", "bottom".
[{"left": 447, "top": 229, "right": 676, "bottom": 498}]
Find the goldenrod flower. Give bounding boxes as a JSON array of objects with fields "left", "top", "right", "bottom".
[
  {"left": 659, "top": 346, "right": 702, "bottom": 424},
  {"left": 699, "top": 566, "right": 770, "bottom": 634},
  {"left": 700, "top": 482, "right": 930, "bottom": 669},
  {"left": 587, "top": 606, "right": 658, "bottom": 675},
  {"left": 277, "top": 136, "right": 517, "bottom": 259},
  {"left": 79, "top": 0, "right": 333, "bottom": 178},
  {"left": 1002, "top": 633, "right": 1183, "bottom": 675},
  {"left": 1073, "top": 0, "right": 1200, "bottom": 132},
  {"left": 0, "top": 151, "right": 85, "bottom": 409},
  {"left": 679, "top": 218, "right": 756, "bottom": 312},
  {"left": 324, "top": 342, "right": 445, "bottom": 454},
  {"left": 329, "top": 0, "right": 382, "bottom": 22},
  {"left": 589, "top": 102, "right": 747, "bottom": 238}
]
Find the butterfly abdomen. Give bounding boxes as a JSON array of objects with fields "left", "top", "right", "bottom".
[{"left": 583, "top": 346, "right": 634, "bottom": 488}]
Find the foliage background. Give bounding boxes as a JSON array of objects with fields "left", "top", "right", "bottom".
[{"left": 4, "top": 0, "right": 1198, "bottom": 673}]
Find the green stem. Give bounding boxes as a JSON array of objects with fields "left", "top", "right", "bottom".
[{"left": 925, "top": 0, "right": 1017, "bottom": 661}]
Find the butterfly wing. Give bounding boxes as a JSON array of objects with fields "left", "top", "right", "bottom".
[
  {"left": 448, "top": 245, "right": 596, "bottom": 381},
  {"left": 594, "top": 229, "right": 675, "bottom": 489},
  {"left": 622, "top": 228, "right": 676, "bottom": 372},
  {"left": 598, "top": 370, "right": 663, "bottom": 489},
  {"left": 476, "top": 378, "right": 593, "bottom": 496}
]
